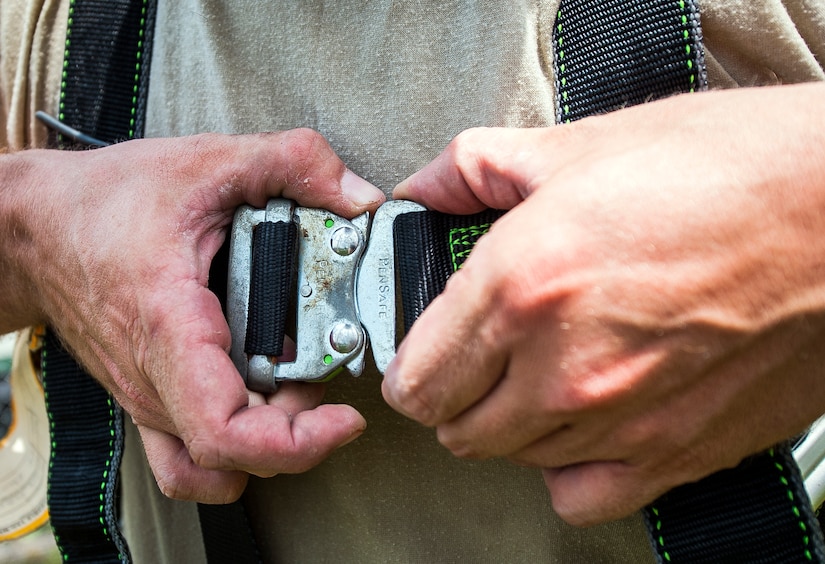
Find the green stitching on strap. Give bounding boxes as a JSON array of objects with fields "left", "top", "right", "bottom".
[
  {"left": 648, "top": 506, "right": 672, "bottom": 562},
  {"left": 449, "top": 223, "right": 494, "bottom": 272},
  {"left": 677, "top": 0, "right": 697, "bottom": 92},
  {"left": 99, "top": 396, "right": 115, "bottom": 548},
  {"left": 41, "top": 346, "right": 59, "bottom": 553},
  {"left": 128, "top": 0, "right": 149, "bottom": 139},
  {"left": 58, "top": 0, "right": 76, "bottom": 122},
  {"left": 770, "top": 448, "right": 816, "bottom": 561}
]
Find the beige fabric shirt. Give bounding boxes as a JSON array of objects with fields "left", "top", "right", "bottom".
[{"left": 2, "top": 1, "right": 825, "bottom": 562}]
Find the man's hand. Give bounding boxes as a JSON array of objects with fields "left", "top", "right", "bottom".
[
  {"left": 0, "top": 130, "right": 385, "bottom": 503},
  {"left": 382, "top": 83, "right": 825, "bottom": 526}
]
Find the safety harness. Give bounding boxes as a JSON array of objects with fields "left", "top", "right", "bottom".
[{"left": 43, "top": 0, "right": 825, "bottom": 562}]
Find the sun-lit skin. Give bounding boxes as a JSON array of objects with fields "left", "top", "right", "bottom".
[
  {"left": 384, "top": 83, "right": 825, "bottom": 526},
  {"left": 1, "top": 84, "right": 824, "bottom": 526},
  {"left": 0, "top": 129, "right": 385, "bottom": 503}
]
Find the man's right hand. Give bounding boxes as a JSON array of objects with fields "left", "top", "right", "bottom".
[{"left": 0, "top": 130, "right": 386, "bottom": 503}]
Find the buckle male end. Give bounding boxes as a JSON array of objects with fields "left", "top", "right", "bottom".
[{"left": 228, "top": 199, "right": 369, "bottom": 392}]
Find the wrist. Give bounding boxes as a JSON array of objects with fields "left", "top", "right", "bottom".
[{"left": 0, "top": 150, "right": 58, "bottom": 331}]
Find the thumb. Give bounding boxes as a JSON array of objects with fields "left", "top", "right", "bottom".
[
  {"left": 174, "top": 129, "right": 386, "bottom": 219},
  {"left": 392, "top": 127, "right": 564, "bottom": 214}
]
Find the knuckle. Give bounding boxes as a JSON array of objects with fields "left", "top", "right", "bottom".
[
  {"left": 185, "top": 426, "right": 226, "bottom": 470},
  {"left": 446, "top": 128, "right": 489, "bottom": 179},
  {"left": 437, "top": 428, "right": 484, "bottom": 460},
  {"left": 155, "top": 472, "right": 186, "bottom": 500},
  {"left": 448, "top": 127, "right": 487, "bottom": 160},
  {"left": 282, "top": 128, "right": 327, "bottom": 171},
  {"left": 389, "top": 376, "right": 440, "bottom": 426}
]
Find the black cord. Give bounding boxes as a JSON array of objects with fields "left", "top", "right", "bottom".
[{"left": 35, "top": 111, "right": 110, "bottom": 148}]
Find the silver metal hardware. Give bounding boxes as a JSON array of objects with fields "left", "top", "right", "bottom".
[
  {"left": 229, "top": 199, "right": 373, "bottom": 392},
  {"left": 331, "top": 226, "right": 360, "bottom": 257},
  {"left": 354, "top": 200, "right": 426, "bottom": 374},
  {"left": 229, "top": 198, "right": 427, "bottom": 392},
  {"left": 330, "top": 321, "right": 361, "bottom": 354}
]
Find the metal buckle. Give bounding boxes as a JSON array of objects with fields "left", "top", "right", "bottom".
[{"left": 228, "top": 198, "right": 425, "bottom": 392}]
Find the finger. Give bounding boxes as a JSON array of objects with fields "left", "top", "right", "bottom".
[
  {"left": 171, "top": 344, "right": 366, "bottom": 477},
  {"left": 144, "top": 283, "right": 366, "bottom": 478},
  {"left": 216, "top": 403, "right": 366, "bottom": 477},
  {"left": 247, "top": 381, "right": 327, "bottom": 410},
  {"left": 138, "top": 424, "right": 249, "bottom": 504},
  {"left": 194, "top": 130, "right": 386, "bottom": 217},
  {"left": 392, "top": 127, "right": 562, "bottom": 214},
  {"left": 263, "top": 381, "right": 328, "bottom": 411},
  {"left": 247, "top": 338, "right": 307, "bottom": 408},
  {"left": 542, "top": 462, "right": 663, "bottom": 526},
  {"left": 433, "top": 374, "right": 569, "bottom": 461},
  {"left": 382, "top": 266, "right": 508, "bottom": 426}
]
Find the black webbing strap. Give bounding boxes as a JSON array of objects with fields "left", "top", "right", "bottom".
[
  {"left": 245, "top": 222, "right": 298, "bottom": 357},
  {"left": 394, "top": 209, "right": 505, "bottom": 333},
  {"left": 197, "top": 503, "right": 262, "bottom": 564},
  {"left": 46, "top": 2, "right": 156, "bottom": 561},
  {"left": 552, "top": 0, "right": 706, "bottom": 124},
  {"left": 58, "top": 0, "right": 155, "bottom": 147},
  {"left": 50, "top": 1, "right": 261, "bottom": 562},
  {"left": 644, "top": 444, "right": 825, "bottom": 563},
  {"left": 42, "top": 333, "right": 130, "bottom": 563}
]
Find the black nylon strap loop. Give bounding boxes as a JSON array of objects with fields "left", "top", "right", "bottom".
[{"left": 245, "top": 221, "right": 298, "bottom": 357}]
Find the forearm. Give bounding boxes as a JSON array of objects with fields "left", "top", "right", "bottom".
[{"left": 0, "top": 149, "right": 53, "bottom": 332}]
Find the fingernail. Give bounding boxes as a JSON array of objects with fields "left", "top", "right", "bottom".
[
  {"left": 341, "top": 170, "right": 385, "bottom": 208},
  {"left": 341, "top": 423, "right": 366, "bottom": 447}
]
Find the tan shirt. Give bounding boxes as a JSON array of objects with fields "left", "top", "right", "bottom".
[
  {"left": 3, "top": 0, "right": 824, "bottom": 151},
  {"left": 3, "top": 1, "right": 824, "bottom": 562}
]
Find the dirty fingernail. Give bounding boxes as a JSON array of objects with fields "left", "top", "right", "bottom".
[{"left": 341, "top": 170, "right": 385, "bottom": 208}]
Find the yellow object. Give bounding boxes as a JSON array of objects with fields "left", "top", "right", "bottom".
[{"left": 0, "top": 330, "right": 49, "bottom": 541}]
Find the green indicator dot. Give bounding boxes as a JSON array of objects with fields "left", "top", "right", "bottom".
[
  {"left": 324, "top": 218, "right": 335, "bottom": 228},
  {"left": 323, "top": 354, "right": 334, "bottom": 365}
]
